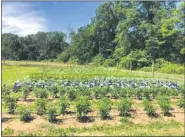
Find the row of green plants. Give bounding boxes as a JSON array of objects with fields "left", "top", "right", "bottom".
[
  {"left": 3, "top": 85, "right": 181, "bottom": 101},
  {"left": 3, "top": 94, "right": 185, "bottom": 123}
]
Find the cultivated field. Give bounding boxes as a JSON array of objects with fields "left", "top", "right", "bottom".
[{"left": 2, "top": 60, "right": 185, "bottom": 136}]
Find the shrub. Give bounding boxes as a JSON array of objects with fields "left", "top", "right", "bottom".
[
  {"left": 58, "top": 97, "right": 70, "bottom": 115},
  {"left": 118, "top": 98, "right": 132, "bottom": 117},
  {"left": 20, "top": 86, "right": 30, "bottom": 100},
  {"left": 177, "top": 96, "right": 185, "bottom": 109},
  {"left": 92, "top": 54, "right": 105, "bottom": 66},
  {"left": 47, "top": 107, "right": 57, "bottom": 123},
  {"left": 157, "top": 95, "right": 171, "bottom": 116},
  {"left": 99, "top": 98, "right": 111, "bottom": 120},
  {"left": 50, "top": 86, "right": 59, "bottom": 98},
  {"left": 103, "top": 58, "right": 116, "bottom": 67},
  {"left": 18, "top": 106, "right": 32, "bottom": 122},
  {"left": 75, "top": 96, "right": 91, "bottom": 121},
  {"left": 57, "top": 51, "right": 70, "bottom": 63},
  {"left": 34, "top": 88, "right": 48, "bottom": 98},
  {"left": 4, "top": 96, "right": 17, "bottom": 114},
  {"left": 34, "top": 99, "right": 47, "bottom": 115},
  {"left": 143, "top": 99, "right": 156, "bottom": 117}
]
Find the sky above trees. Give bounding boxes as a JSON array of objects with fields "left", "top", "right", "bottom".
[{"left": 2, "top": 2, "right": 102, "bottom": 38}]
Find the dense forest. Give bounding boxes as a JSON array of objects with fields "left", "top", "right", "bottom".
[{"left": 2, "top": 1, "right": 185, "bottom": 70}]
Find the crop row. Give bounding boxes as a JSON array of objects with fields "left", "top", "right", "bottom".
[
  {"left": 3, "top": 95, "right": 185, "bottom": 123},
  {"left": 23, "top": 77, "right": 180, "bottom": 90}
]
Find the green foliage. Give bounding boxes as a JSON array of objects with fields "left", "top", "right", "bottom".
[
  {"left": 143, "top": 99, "right": 156, "bottom": 117},
  {"left": 58, "top": 86, "right": 67, "bottom": 97},
  {"left": 34, "top": 98, "right": 47, "bottom": 115},
  {"left": 20, "top": 86, "right": 30, "bottom": 100},
  {"left": 157, "top": 95, "right": 171, "bottom": 116},
  {"left": 2, "top": 127, "right": 14, "bottom": 136},
  {"left": 177, "top": 96, "right": 185, "bottom": 109},
  {"left": 75, "top": 96, "right": 91, "bottom": 120},
  {"left": 50, "top": 86, "right": 59, "bottom": 98},
  {"left": 4, "top": 96, "right": 17, "bottom": 114},
  {"left": 34, "top": 88, "right": 48, "bottom": 98},
  {"left": 103, "top": 58, "right": 116, "bottom": 67},
  {"left": 57, "top": 50, "right": 70, "bottom": 63},
  {"left": 18, "top": 106, "right": 32, "bottom": 122},
  {"left": 2, "top": 85, "right": 11, "bottom": 98},
  {"left": 118, "top": 98, "right": 132, "bottom": 117},
  {"left": 67, "top": 88, "right": 77, "bottom": 101},
  {"left": 92, "top": 54, "right": 105, "bottom": 66},
  {"left": 58, "top": 97, "right": 70, "bottom": 115},
  {"left": 47, "top": 107, "right": 57, "bottom": 123},
  {"left": 99, "top": 98, "right": 111, "bottom": 120}
]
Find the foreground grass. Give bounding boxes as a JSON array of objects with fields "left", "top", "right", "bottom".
[{"left": 3, "top": 119, "right": 184, "bottom": 136}]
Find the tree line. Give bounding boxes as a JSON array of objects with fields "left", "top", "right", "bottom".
[{"left": 2, "top": 1, "right": 185, "bottom": 69}]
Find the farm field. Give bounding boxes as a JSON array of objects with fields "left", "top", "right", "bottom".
[{"left": 2, "top": 61, "right": 185, "bottom": 136}]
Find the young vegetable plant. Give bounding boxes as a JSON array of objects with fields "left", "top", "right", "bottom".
[
  {"left": 4, "top": 96, "right": 17, "bottom": 114},
  {"left": 34, "top": 88, "right": 48, "bottom": 98},
  {"left": 47, "top": 107, "right": 57, "bottom": 123},
  {"left": 18, "top": 106, "right": 32, "bottom": 122},
  {"left": 143, "top": 99, "right": 156, "bottom": 117},
  {"left": 34, "top": 98, "right": 47, "bottom": 115},
  {"left": 21, "top": 86, "right": 30, "bottom": 101},
  {"left": 177, "top": 96, "right": 185, "bottom": 109},
  {"left": 157, "top": 95, "right": 171, "bottom": 116},
  {"left": 58, "top": 97, "right": 70, "bottom": 115},
  {"left": 67, "top": 88, "right": 77, "bottom": 101},
  {"left": 58, "top": 86, "right": 66, "bottom": 97},
  {"left": 118, "top": 98, "right": 133, "bottom": 117},
  {"left": 50, "top": 86, "right": 59, "bottom": 98},
  {"left": 75, "top": 96, "right": 91, "bottom": 122},
  {"left": 99, "top": 98, "right": 111, "bottom": 120},
  {"left": 2, "top": 85, "right": 11, "bottom": 98}
]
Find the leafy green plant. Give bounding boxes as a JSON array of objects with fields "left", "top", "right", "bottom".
[
  {"left": 75, "top": 96, "right": 91, "bottom": 121},
  {"left": 157, "top": 95, "right": 171, "bottom": 116},
  {"left": 58, "top": 97, "right": 70, "bottom": 115},
  {"left": 50, "top": 86, "right": 59, "bottom": 98},
  {"left": 47, "top": 107, "right": 57, "bottom": 123},
  {"left": 99, "top": 98, "right": 111, "bottom": 120},
  {"left": 67, "top": 88, "right": 77, "bottom": 101},
  {"left": 58, "top": 86, "right": 66, "bottom": 97},
  {"left": 2, "top": 85, "right": 11, "bottom": 98},
  {"left": 143, "top": 88, "right": 152, "bottom": 100},
  {"left": 18, "top": 106, "right": 32, "bottom": 122},
  {"left": 20, "top": 86, "right": 30, "bottom": 100},
  {"left": 177, "top": 96, "right": 185, "bottom": 109},
  {"left": 143, "top": 99, "right": 156, "bottom": 117},
  {"left": 118, "top": 98, "right": 132, "bottom": 117},
  {"left": 4, "top": 96, "right": 17, "bottom": 114},
  {"left": 34, "top": 88, "right": 48, "bottom": 98},
  {"left": 2, "top": 127, "right": 14, "bottom": 136},
  {"left": 34, "top": 99, "right": 47, "bottom": 115}
]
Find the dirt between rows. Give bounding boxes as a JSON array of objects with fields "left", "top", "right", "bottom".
[{"left": 2, "top": 107, "right": 184, "bottom": 134}]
